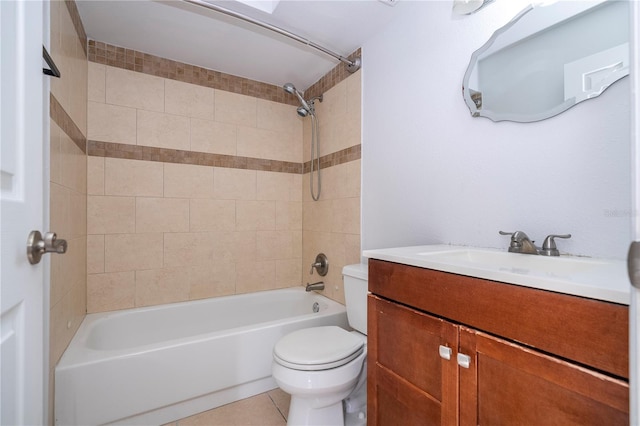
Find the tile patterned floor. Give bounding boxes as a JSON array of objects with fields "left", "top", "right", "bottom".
[{"left": 163, "top": 389, "right": 291, "bottom": 426}]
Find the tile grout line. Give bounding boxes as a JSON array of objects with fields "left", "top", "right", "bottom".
[{"left": 267, "top": 391, "right": 288, "bottom": 423}]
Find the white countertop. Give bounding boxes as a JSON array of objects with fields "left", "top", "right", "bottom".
[{"left": 363, "top": 245, "right": 631, "bottom": 305}]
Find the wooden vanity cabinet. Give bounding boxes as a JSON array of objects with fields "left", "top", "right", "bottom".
[{"left": 367, "top": 259, "right": 629, "bottom": 426}]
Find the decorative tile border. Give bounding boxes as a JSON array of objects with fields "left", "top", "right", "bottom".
[
  {"left": 305, "top": 48, "right": 362, "bottom": 101},
  {"left": 65, "top": 0, "right": 87, "bottom": 56},
  {"left": 304, "top": 145, "right": 361, "bottom": 174},
  {"left": 50, "top": 93, "right": 86, "bottom": 153},
  {"left": 88, "top": 140, "right": 360, "bottom": 174},
  {"left": 88, "top": 41, "right": 362, "bottom": 106},
  {"left": 88, "top": 40, "right": 298, "bottom": 106}
]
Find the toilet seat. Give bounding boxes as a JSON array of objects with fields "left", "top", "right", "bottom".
[{"left": 274, "top": 326, "right": 364, "bottom": 371}]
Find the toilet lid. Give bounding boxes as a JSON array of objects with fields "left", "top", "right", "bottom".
[{"left": 274, "top": 326, "right": 364, "bottom": 371}]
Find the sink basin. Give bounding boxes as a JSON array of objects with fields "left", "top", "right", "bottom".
[
  {"left": 362, "top": 245, "right": 630, "bottom": 305},
  {"left": 416, "top": 248, "right": 608, "bottom": 277}
]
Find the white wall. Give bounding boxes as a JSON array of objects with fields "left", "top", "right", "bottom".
[{"left": 361, "top": 0, "right": 631, "bottom": 259}]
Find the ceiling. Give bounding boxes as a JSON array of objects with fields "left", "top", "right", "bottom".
[{"left": 76, "top": 0, "right": 402, "bottom": 90}]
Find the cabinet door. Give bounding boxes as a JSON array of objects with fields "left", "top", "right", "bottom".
[
  {"left": 368, "top": 295, "right": 458, "bottom": 426},
  {"left": 459, "top": 327, "right": 629, "bottom": 426}
]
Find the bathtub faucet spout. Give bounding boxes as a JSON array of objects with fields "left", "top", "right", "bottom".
[{"left": 306, "top": 281, "right": 325, "bottom": 292}]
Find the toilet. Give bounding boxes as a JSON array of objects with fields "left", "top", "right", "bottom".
[{"left": 272, "top": 264, "right": 368, "bottom": 426}]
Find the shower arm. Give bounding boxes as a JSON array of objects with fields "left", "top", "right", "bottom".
[{"left": 182, "top": 0, "right": 361, "bottom": 73}]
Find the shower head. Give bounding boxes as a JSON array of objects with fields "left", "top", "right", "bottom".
[
  {"left": 283, "top": 82, "right": 296, "bottom": 95},
  {"left": 283, "top": 82, "right": 311, "bottom": 114},
  {"left": 296, "top": 106, "right": 309, "bottom": 117}
]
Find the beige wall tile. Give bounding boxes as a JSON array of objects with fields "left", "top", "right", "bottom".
[
  {"left": 344, "top": 233, "right": 361, "bottom": 265},
  {"left": 236, "top": 200, "right": 275, "bottom": 231},
  {"left": 276, "top": 259, "right": 302, "bottom": 288},
  {"left": 87, "top": 235, "right": 105, "bottom": 274},
  {"left": 87, "top": 156, "right": 105, "bottom": 195},
  {"left": 190, "top": 118, "right": 236, "bottom": 156},
  {"left": 105, "top": 66, "right": 164, "bottom": 112},
  {"left": 257, "top": 99, "right": 303, "bottom": 134},
  {"left": 137, "top": 110, "right": 190, "bottom": 150},
  {"left": 135, "top": 268, "right": 190, "bottom": 307},
  {"left": 104, "top": 233, "right": 163, "bottom": 272},
  {"left": 164, "top": 163, "right": 214, "bottom": 198},
  {"left": 257, "top": 231, "right": 294, "bottom": 261},
  {"left": 88, "top": 196, "right": 135, "bottom": 235},
  {"left": 105, "top": 157, "right": 164, "bottom": 197},
  {"left": 72, "top": 41, "right": 89, "bottom": 138},
  {"left": 291, "top": 174, "right": 303, "bottom": 202},
  {"left": 136, "top": 197, "right": 189, "bottom": 233},
  {"left": 189, "top": 263, "right": 236, "bottom": 300},
  {"left": 237, "top": 126, "right": 300, "bottom": 163},
  {"left": 88, "top": 62, "right": 106, "bottom": 103},
  {"left": 87, "top": 271, "right": 136, "bottom": 313},
  {"left": 276, "top": 201, "right": 302, "bottom": 231},
  {"left": 341, "top": 160, "right": 361, "bottom": 199},
  {"left": 235, "top": 260, "right": 275, "bottom": 294},
  {"left": 50, "top": 237, "right": 83, "bottom": 308},
  {"left": 163, "top": 232, "right": 215, "bottom": 268},
  {"left": 212, "top": 230, "right": 256, "bottom": 263},
  {"left": 165, "top": 79, "right": 214, "bottom": 120},
  {"left": 68, "top": 192, "right": 87, "bottom": 239},
  {"left": 190, "top": 199, "right": 236, "bottom": 232},
  {"left": 60, "top": 133, "right": 87, "bottom": 194},
  {"left": 50, "top": 121, "right": 62, "bottom": 185},
  {"left": 213, "top": 168, "right": 256, "bottom": 200},
  {"left": 331, "top": 197, "right": 360, "bottom": 234},
  {"left": 257, "top": 171, "right": 296, "bottom": 201},
  {"left": 88, "top": 101, "right": 137, "bottom": 144},
  {"left": 50, "top": 183, "right": 70, "bottom": 239},
  {"left": 303, "top": 199, "right": 332, "bottom": 232},
  {"left": 214, "top": 90, "right": 256, "bottom": 127}
]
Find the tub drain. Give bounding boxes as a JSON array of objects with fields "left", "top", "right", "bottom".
[{"left": 312, "top": 302, "right": 320, "bottom": 313}]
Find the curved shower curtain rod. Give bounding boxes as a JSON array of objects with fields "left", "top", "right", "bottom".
[{"left": 182, "top": 0, "right": 362, "bottom": 73}]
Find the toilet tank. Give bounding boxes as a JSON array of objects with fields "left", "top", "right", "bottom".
[{"left": 342, "top": 263, "right": 369, "bottom": 335}]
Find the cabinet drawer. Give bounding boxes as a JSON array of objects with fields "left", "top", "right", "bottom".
[{"left": 369, "top": 259, "right": 629, "bottom": 378}]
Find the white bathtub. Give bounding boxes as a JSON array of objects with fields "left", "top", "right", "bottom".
[{"left": 55, "top": 287, "right": 348, "bottom": 425}]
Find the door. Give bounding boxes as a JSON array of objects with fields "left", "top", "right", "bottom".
[
  {"left": 368, "top": 295, "right": 458, "bottom": 426},
  {"left": 631, "top": 1, "right": 640, "bottom": 424},
  {"left": 459, "top": 328, "right": 629, "bottom": 426},
  {"left": 1, "top": 0, "right": 46, "bottom": 424}
]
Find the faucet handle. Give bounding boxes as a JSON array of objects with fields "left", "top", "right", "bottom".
[{"left": 540, "top": 234, "right": 571, "bottom": 256}]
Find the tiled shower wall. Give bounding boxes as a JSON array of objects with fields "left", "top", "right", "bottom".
[
  {"left": 302, "top": 72, "right": 362, "bottom": 304},
  {"left": 49, "top": 0, "right": 88, "bottom": 422},
  {"left": 85, "top": 61, "right": 304, "bottom": 311},
  {"left": 86, "top": 44, "right": 361, "bottom": 311}
]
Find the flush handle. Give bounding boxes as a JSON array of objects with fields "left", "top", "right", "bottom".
[{"left": 27, "top": 231, "right": 67, "bottom": 265}]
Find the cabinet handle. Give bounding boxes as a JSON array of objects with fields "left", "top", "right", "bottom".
[
  {"left": 438, "top": 345, "right": 452, "bottom": 360},
  {"left": 457, "top": 353, "right": 471, "bottom": 368}
]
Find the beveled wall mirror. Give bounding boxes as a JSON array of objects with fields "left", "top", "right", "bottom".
[{"left": 462, "top": 0, "right": 629, "bottom": 123}]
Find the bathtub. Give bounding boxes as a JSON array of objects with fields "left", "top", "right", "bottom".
[{"left": 55, "top": 287, "right": 348, "bottom": 425}]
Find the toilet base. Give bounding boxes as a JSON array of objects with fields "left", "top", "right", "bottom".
[{"left": 287, "top": 397, "right": 343, "bottom": 426}]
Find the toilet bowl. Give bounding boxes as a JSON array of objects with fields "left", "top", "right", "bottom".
[{"left": 272, "top": 264, "right": 368, "bottom": 426}]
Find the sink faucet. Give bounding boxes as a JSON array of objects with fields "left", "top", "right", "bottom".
[
  {"left": 500, "top": 231, "right": 572, "bottom": 256},
  {"left": 499, "top": 231, "right": 539, "bottom": 255}
]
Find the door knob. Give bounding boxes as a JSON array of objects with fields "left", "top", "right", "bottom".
[{"left": 27, "top": 231, "right": 67, "bottom": 265}]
